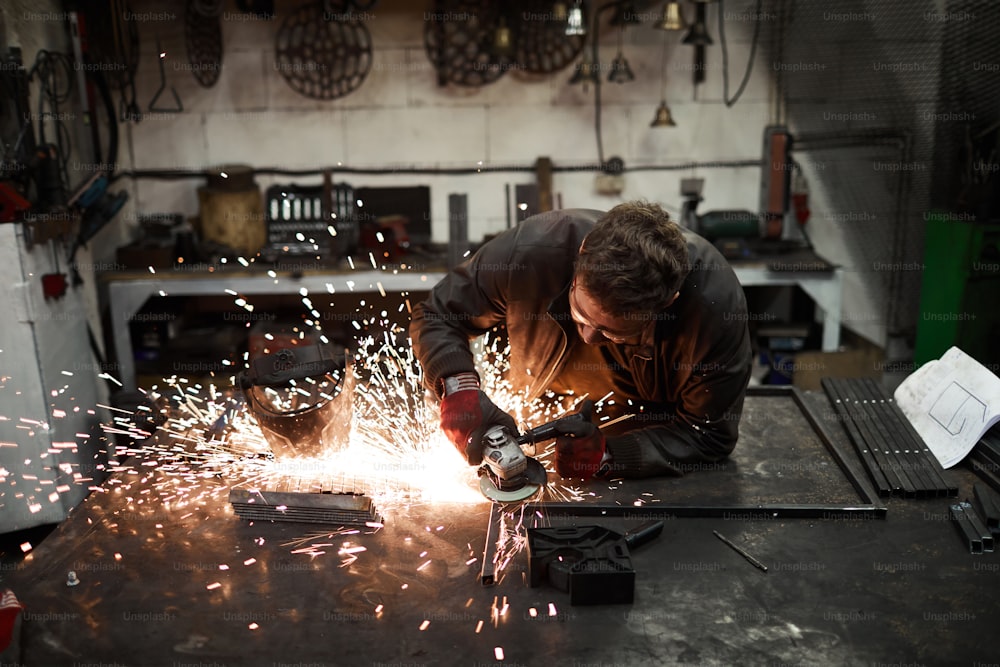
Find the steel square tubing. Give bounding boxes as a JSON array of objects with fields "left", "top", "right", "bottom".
[
  {"left": 824, "top": 379, "right": 902, "bottom": 496},
  {"left": 856, "top": 378, "right": 936, "bottom": 497},
  {"left": 860, "top": 378, "right": 955, "bottom": 497}
]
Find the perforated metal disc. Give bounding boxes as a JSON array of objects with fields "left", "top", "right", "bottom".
[
  {"left": 275, "top": 2, "right": 373, "bottom": 100},
  {"left": 423, "top": 0, "right": 507, "bottom": 87},
  {"left": 513, "top": 1, "right": 585, "bottom": 74},
  {"left": 185, "top": 0, "right": 223, "bottom": 88}
]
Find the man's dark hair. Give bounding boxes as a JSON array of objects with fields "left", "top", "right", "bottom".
[{"left": 575, "top": 200, "right": 690, "bottom": 317}]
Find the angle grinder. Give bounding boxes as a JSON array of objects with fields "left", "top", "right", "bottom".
[{"left": 478, "top": 410, "right": 588, "bottom": 503}]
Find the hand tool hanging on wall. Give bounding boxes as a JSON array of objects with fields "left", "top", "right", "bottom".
[
  {"left": 274, "top": 1, "right": 373, "bottom": 100},
  {"left": 149, "top": 37, "right": 183, "bottom": 113},
  {"left": 185, "top": 0, "right": 224, "bottom": 88}
]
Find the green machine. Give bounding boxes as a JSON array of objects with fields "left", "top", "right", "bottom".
[{"left": 915, "top": 213, "right": 1000, "bottom": 369}]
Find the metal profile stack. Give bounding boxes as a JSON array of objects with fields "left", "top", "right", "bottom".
[
  {"left": 821, "top": 377, "right": 958, "bottom": 498},
  {"left": 229, "top": 476, "right": 382, "bottom": 526},
  {"left": 968, "top": 429, "right": 1000, "bottom": 495}
]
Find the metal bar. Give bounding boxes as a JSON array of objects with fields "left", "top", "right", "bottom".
[
  {"left": 876, "top": 380, "right": 958, "bottom": 497},
  {"left": 523, "top": 503, "right": 886, "bottom": 520},
  {"left": 821, "top": 379, "right": 893, "bottom": 497},
  {"left": 837, "top": 378, "right": 916, "bottom": 498},
  {"left": 973, "top": 483, "right": 1000, "bottom": 531},
  {"left": 960, "top": 501, "right": 994, "bottom": 552},
  {"left": 791, "top": 387, "right": 882, "bottom": 508},
  {"left": 970, "top": 456, "right": 1000, "bottom": 497},
  {"left": 854, "top": 378, "right": 937, "bottom": 498},
  {"left": 865, "top": 378, "right": 955, "bottom": 497},
  {"left": 950, "top": 503, "right": 985, "bottom": 554},
  {"left": 480, "top": 502, "right": 502, "bottom": 586}
]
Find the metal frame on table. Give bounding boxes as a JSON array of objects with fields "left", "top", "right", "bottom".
[{"left": 481, "top": 385, "right": 886, "bottom": 585}]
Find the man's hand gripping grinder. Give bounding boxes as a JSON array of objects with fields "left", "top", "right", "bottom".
[{"left": 477, "top": 406, "right": 590, "bottom": 503}]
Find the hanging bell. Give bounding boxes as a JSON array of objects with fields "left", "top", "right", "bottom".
[
  {"left": 650, "top": 100, "right": 677, "bottom": 127},
  {"left": 682, "top": 3, "right": 713, "bottom": 45},
  {"left": 655, "top": 1, "right": 687, "bottom": 31},
  {"left": 552, "top": 2, "right": 568, "bottom": 22},
  {"left": 493, "top": 20, "right": 514, "bottom": 57},
  {"left": 569, "top": 53, "right": 600, "bottom": 86},
  {"left": 565, "top": 0, "right": 586, "bottom": 36},
  {"left": 608, "top": 53, "right": 635, "bottom": 83}
]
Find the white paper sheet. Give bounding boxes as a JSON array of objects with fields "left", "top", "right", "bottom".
[{"left": 893, "top": 346, "right": 1000, "bottom": 469}]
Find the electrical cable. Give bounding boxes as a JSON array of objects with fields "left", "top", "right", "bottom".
[{"left": 718, "top": 0, "right": 764, "bottom": 107}]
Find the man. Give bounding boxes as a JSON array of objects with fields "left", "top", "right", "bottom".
[{"left": 410, "top": 200, "right": 752, "bottom": 480}]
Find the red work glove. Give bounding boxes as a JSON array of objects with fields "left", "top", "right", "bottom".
[
  {"left": 553, "top": 400, "right": 607, "bottom": 480},
  {"left": 439, "top": 373, "right": 517, "bottom": 466},
  {"left": 0, "top": 589, "right": 24, "bottom": 652}
]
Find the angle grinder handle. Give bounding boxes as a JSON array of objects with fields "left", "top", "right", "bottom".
[
  {"left": 517, "top": 401, "right": 593, "bottom": 446},
  {"left": 623, "top": 520, "right": 664, "bottom": 551}
]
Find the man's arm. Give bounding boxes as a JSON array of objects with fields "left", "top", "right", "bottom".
[
  {"left": 410, "top": 238, "right": 513, "bottom": 396},
  {"left": 604, "top": 329, "right": 753, "bottom": 478}
]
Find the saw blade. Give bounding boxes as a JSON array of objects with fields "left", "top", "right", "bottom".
[{"left": 479, "top": 457, "right": 547, "bottom": 503}]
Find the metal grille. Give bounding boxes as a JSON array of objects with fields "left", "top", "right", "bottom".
[{"left": 756, "top": 0, "right": 999, "bottom": 341}]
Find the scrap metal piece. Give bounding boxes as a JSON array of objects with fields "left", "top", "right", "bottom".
[
  {"left": 229, "top": 488, "right": 381, "bottom": 526},
  {"left": 480, "top": 502, "right": 502, "bottom": 586},
  {"left": 950, "top": 503, "right": 984, "bottom": 555},
  {"left": 959, "top": 501, "right": 994, "bottom": 552}
]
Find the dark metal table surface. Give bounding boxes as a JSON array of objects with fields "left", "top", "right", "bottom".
[{"left": 2, "top": 391, "right": 999, "bottom": 667}]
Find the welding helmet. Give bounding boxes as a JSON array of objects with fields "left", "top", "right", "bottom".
[{"left": 237, "top": 344, "right": 354, "bottom": 458}]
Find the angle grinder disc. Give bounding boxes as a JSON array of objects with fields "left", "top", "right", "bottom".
[{"left": 479, "top": 457, "right": 547, "bottom": 503}]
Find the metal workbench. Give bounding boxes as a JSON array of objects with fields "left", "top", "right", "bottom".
[
  {"left": 103, "top": 262, "right": 843, "bottom": 391},
  {"left": 3, "top": 390, "right": 997, "bottom": 666}
]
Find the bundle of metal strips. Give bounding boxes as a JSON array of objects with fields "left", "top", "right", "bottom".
[
  {"left": 973, "top": 483, "right": 1000, "bottom": 532},
  {"left": 968, "top": 429, "right": 1000, "bottom": 496},
  {"left": 228, "top": 487, "right": 382, "bottom": 526},
  {"left": 821, "top": 377, "right": 958, "bottom": 498}
]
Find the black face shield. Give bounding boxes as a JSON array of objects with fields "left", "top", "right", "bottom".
[{"left": 237, "top": 344, "right": 354, "bottom": 459}]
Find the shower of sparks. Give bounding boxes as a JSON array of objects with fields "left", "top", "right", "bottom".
[{"left": 0, "top": 267, "right": 639, "bottom": 661}]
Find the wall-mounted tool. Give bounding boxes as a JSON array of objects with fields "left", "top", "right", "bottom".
[{"left": 149, "top": 37, "right": 183, "bottom": 113}]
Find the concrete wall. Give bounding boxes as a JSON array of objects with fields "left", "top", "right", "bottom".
[{"left": 118, "top": 0, "right": 772, "bottom": 245}]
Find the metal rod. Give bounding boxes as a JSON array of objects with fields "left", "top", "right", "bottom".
[
  {"left": 713, "top": 530, "right": 768, "bottom": 572},
  {"left": 524, "top": 502, "right": 886, "bottom": 520},
  {"left": 821, "top": 379, "right": 893, "bottom": 497},
  {"left": 480, "top": 502, "right": 502, "bottom": 586}
]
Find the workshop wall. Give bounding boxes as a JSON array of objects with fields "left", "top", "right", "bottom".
[
  {"left": 116, "top": 0, "right": 772, "bottom": 247},
  {"left": 0, "top": 0, "right": 113, "bottom": 533}
]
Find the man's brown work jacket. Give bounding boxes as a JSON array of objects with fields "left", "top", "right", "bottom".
[{"left": 410, "top": 209, "right": 753, "bottom": 478}]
